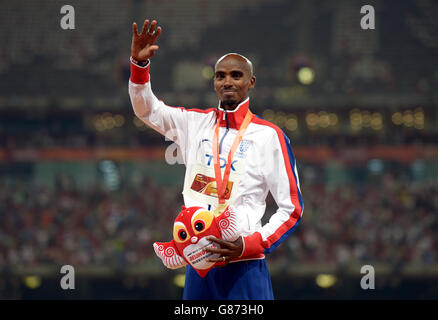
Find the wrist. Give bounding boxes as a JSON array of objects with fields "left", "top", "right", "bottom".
[
  {"left": 130, "top": 56, "right": 149, "bottom": 68},
  {"left": 130, "top": 57, "right": 150, "bottom": 84},
  {"left": 234, "top": 236, "right": 244, "bottom": 258},
  {"left": 240, "top": 232, "right": 265, "bottom": 258}
]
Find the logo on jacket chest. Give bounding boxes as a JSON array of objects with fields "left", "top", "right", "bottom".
[
  {"left": 204, "top": 154, "right": 237, "bottom": 171},
  {"left": 198, "top": 138, "right": 252, "bottom": 168},
  {"left": 239, "top": 139, "right": 252, "bottom": 153}
]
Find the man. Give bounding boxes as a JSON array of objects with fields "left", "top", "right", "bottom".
[{"left": 129, "top": 20, "right": 303, "bottom": 300}]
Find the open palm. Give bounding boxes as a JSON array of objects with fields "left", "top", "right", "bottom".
[{"left": 131, "top": 19, "right": 162, "bottom": 61}]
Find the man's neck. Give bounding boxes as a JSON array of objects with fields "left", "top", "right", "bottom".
[
  {"left": 222, "top": 105, "right": 237, "bottom": 111},
  {"left": 220, "top": 98, "right": 247, "bottom": 111}
]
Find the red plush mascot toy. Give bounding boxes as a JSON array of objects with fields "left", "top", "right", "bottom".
[{"left": 153, "top": 205, "right": 241, "bottom": 277}]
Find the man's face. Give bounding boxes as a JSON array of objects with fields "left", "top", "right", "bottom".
[{"left": 214, "top": 55, "right": 255, "bottom": 110}]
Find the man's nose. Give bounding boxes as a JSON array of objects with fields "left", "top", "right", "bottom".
[{"left": 223, "top": 76, "right": 233, "bottom": 87}]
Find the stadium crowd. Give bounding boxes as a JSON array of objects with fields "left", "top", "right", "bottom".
[{"left": 1, "top": 166, "right": 436, "bottom": 270}]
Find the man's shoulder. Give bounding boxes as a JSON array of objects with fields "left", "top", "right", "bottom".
[
  {"left": 171, "top": 106, "right": 216, "bottom": 122},
  {"left": 250, "top": 114, "right": 294, "bottom": 145},
  {"left": 251, "top": 114, "right": 283, "bottom": 135},
  {"left": 184, "top": 107, "right": 216, "bottom": 114}
]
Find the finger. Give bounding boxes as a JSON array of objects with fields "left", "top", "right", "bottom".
[
  {"left": 207, "top": 236, "right": 234, "bottom": 248},
  {"left": 204, "top": 246, "right": 230, "bottom": 255},
  {"left": 151, "top": 26, "right": 162, "bottom": 42},
  {"left": 141, "top": 19, "right": 150, "bottom": 35},
  {"left": 132, "top": 22, "right": 138, "bottom": 36},
  {"left": 206, "top": 257, "right": 228, "bottom": 263},
  {"left": 149, "top": 45, "right": 159, "bottom": 58},
  {"left": 148, "top": 20, "right": 157, "bottom": 34}
]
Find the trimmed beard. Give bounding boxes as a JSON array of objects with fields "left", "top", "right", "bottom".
[{"left": 220, "top": 99, "right": 238, "bottom": 109}]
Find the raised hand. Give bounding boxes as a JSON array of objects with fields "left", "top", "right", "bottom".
[{"left": 131, "top": 19, "right": 162, "bottom": 62}]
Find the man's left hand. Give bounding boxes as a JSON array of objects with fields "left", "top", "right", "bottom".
[{"left": 204, "top": 236, "right": 243, "bottom": 266}]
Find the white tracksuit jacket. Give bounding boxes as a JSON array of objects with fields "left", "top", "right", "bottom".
[{"left": 129, "top": 59, "right": 303, "bottom": 261}]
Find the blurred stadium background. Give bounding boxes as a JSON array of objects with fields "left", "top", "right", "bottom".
[{"left": 1, "top": 0, "right": 437, "bottom": 299}]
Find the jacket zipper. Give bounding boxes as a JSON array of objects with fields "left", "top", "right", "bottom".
[{"left": 218, "top": 111, "right": 229, "bottom": 154}]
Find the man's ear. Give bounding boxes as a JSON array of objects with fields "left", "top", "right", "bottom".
[{"left": 249, "top": 75, "right": 256, "bottom": 90}]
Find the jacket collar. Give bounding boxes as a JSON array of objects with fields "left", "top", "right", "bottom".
[{"left": 216, "top": 97, "right": 251, "bottom": 130}]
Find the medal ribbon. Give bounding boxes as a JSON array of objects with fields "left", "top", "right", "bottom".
[{"left": 212, "top": 109, "right": 253, "bottom": 204}]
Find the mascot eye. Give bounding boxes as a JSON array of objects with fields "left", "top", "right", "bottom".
[
  {"left": 173, "top": 222, "right": 190, "bottom": 243},
  {"left": 194, "top": 220, "right": 205, "bottom": 232},
  {"left": 179, "top": 230, "right": 187, "bottom": 240},
  {"left": 191, "top": 210, "right": 214, "bottom": 235}
]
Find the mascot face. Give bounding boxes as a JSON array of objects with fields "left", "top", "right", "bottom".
[
  {"left": 153, "top": 205, "right": 240, "bottom": 277},
  {"left": 172, "top": 207, "right": 221, "bottom": 272}
]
